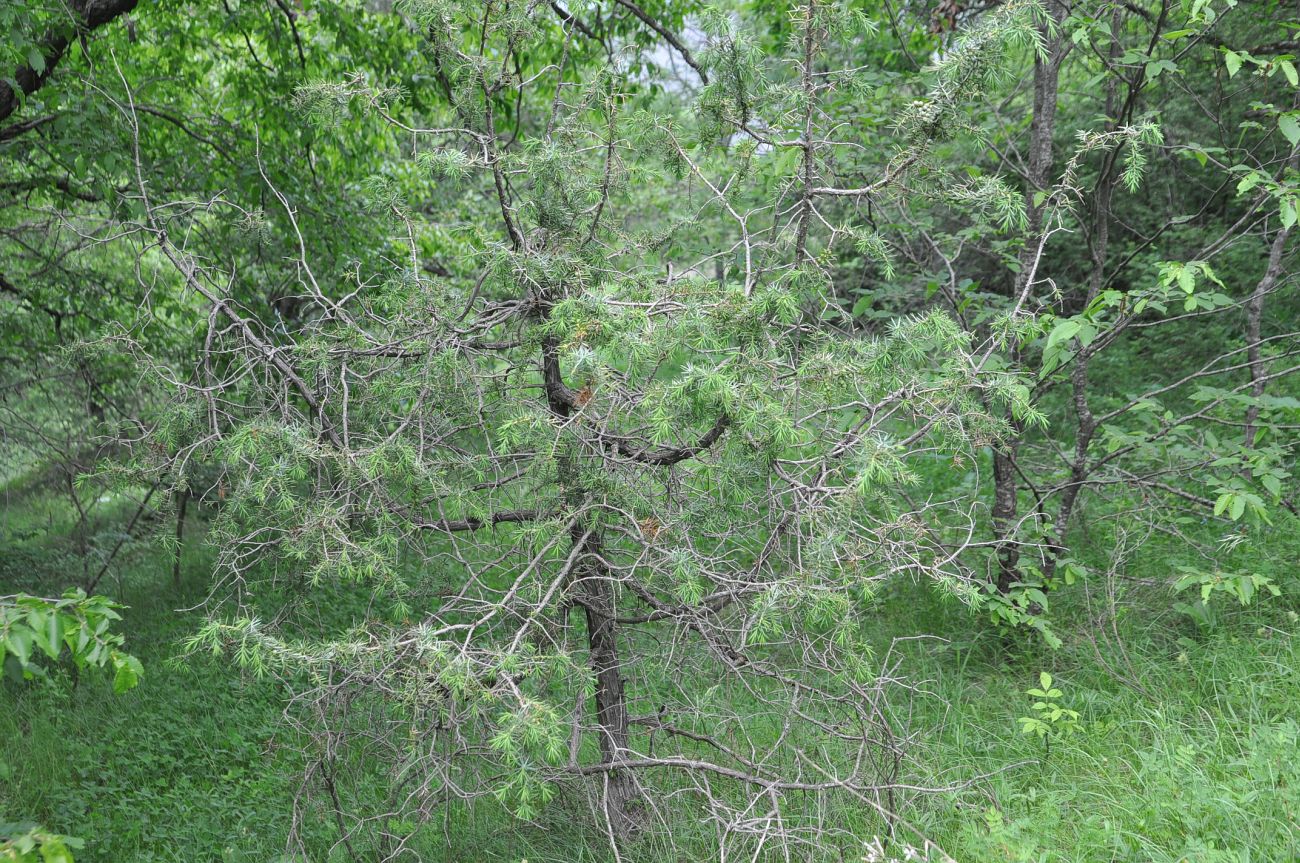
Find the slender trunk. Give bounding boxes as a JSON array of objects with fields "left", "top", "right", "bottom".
[
  {"left": 992, "top": 434, "right": 1024, "bottom": 593},
  {"left": 795, "top": 0, "right": 818, "bottom": 264},
  {"left": 172, "top": 489, "right": 189, "bottom": 588},
  {"left": 992, "top": 4, "right": 1066, "bottom": 593},
  {"left": 1244, "top": 167, "right": 1295, "bottom": 446},
  {"left": 1048, "top": 2, "right": 1189, "bottom": 572},
  {"left": 86, "top": 483, "right": 157, "bottom": 593},
  {"left": 1046, "top": 15, "right": 1121, "bottom": 576},
  {"left": 67, "top": 472, "right": 90, "bottom": 584}
]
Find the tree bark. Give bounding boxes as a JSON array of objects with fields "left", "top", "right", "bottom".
[
  {"left": 172, "top": 488, "right": 188, "bottom": 588},
  {"left": 1, "top": 0, "right": 140, "bottom": 124},
  {"left": 574, "top": 530, "right": 641, "bottom": 837},
  {"left": 992, "top": 434, "right": 1024, "bottom": 593},
  {"left": 1244, "top": 159, "right": 1296, "bottom": 447}
]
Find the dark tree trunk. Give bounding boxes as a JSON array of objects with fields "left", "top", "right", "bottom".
[
  {"left": 992, "top": 438, "right": 1023, "bottom": 593},
  {"left": 543, "top": 332, "right": 643, "bottom": 837},
  {"left": 1, "top": 0, "right": 140, "bottom": 124},
  {"left": 576, "top": 537, "right": 640, "bottom": 837},
  {"left": 172, "top": 489, "right": 188, "bottom": 588},
  {"left": 1045, "top": 12, "right": 1120, "bottom": 579}
]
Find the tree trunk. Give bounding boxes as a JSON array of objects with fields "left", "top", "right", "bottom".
[
  {"left": 1, "top": 0, "right": 140, "bottom": 124},
  {"left": 576, "top": 537, "right": 640, "bottom": 837},
  {"left": 992, "top": 4, "right": 1067, "bottom": 594},
  {"left": 1244, "top": 163, "right": 1295, "bottom": 447},
  {"left": 172, "top": 489, "right": 188, "bottom": 588},
  {"left": 543, "top": 333, "right": 643, "bottom": 837},
  {"left": 1045, "top": 14, "right": 1120, "bottom": 579},
  {"left": 992, "top": 437, "right": 1023, "bottom": 593}
]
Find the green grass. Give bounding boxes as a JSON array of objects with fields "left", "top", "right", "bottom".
[
  {"left": 0, "top": 521, "right": 312, "bottom": 862},
  {"left": 907, "top": 600, "right": 1300, "bottom": 862},
  {"left": 3, "top": 490, "right": 1299, "bottom": 862}
]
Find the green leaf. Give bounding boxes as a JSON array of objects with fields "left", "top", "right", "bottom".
[
  {"left": 1039, "top": 671, "right": 1052, "bottom": 690},
  {"left": 5, "top": 626, "right": 33, "bottom": 667},
  {"left": 1279, "top": 114, "right": 1300, "bottom": 147},
  {"left": 1283, "top": 60, "right": 1299, "bottom": 88},
  {"left": 40, "top": 613, "right": 63, "bottom": 661},
  {"left": 1046, "top": 319, "right": 1081, "bottom": 350},
  {"left": 1229, "top": 495, "right": 1246, "bottom": 521},
  {"left": 1223, "top": 50, "right": 1242, "bottom": 77},
  {"left": 1076, "top": 322, "right": 1097, "bottom": 347},
  {"left": 26, "top": 46, "right": 45, "bottom": 76},
  {"left": 111, "top": 652, "right": 143, "bottom": 694},
  {"left": 39, "top": 836, "right": 75, "bottom": 863}
]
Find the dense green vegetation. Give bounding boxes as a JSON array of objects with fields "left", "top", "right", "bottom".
[
  {"left": 3, "top": 0, "right": 1299, "bottom": 860},
  {"left": 4, "top": 489, "right": 1298, "bottom": 861}
]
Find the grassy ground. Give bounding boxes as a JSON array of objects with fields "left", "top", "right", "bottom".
[
  {"left": 1, "top": 496, "right": 306, "bottom": 863},
  {"left": 898, "top": 591, "right": 1300, "bottom": 862},
  {"left": 3, "top": 488, "right": 1298, "bottom": 862}
]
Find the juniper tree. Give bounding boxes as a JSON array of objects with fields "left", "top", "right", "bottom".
[{"left": 116, "top": 0, "right": 1046, "bottom": 857}]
